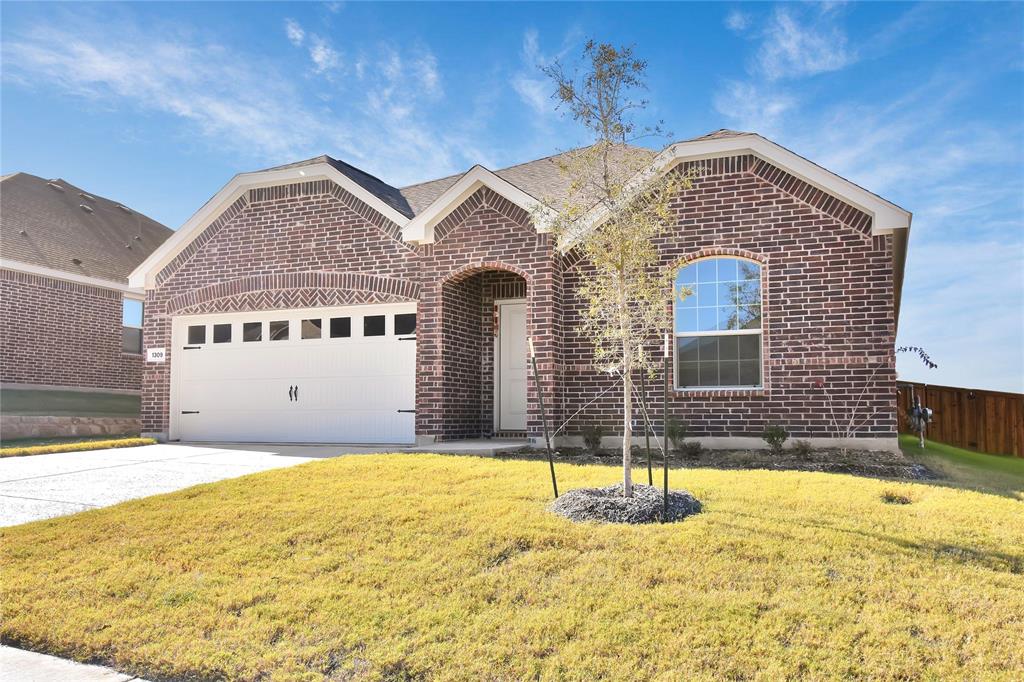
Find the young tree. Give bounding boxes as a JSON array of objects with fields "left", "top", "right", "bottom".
[{"left": 541, "top": 41, "right": 695, "bottom": 497}]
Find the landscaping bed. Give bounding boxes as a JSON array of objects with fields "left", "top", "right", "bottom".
[
  {"left": 2, "top": 454, "right": 1022, "bottom": 680},
  {"left": 507, "top": 444, "right": 937, "bottom": 480}
]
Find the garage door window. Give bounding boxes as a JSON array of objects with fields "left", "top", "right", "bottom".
[
  {"left": 188, "top": 325, "right": 206, "bottom": 344},
  {"left": 270, "top": 320, "right": 289, "bottom": 341},
  {"left": 364, "top": 315, "right": 386, "bottom": 337},
  {"left": 243, "top": 322, "right": 262, "bottom": 342},
  {"left": 213, "top": 324, "right": 232, "bottom": 344},
  {"left": 330, "top": 317, "right": 351, "bottom": 338},
  {"left": 302, "top": 319, "right": 322, "bottom": 339},
  {"left": 395, "top": 313, "right": 416, "bottom": 335}
]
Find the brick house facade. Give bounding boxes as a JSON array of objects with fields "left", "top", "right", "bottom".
[{"left": 130, "top": 131, "right": 911, "bottom": 450}]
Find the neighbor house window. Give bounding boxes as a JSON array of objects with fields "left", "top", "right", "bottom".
[
  {"left": 122, "top": 298, "right": 143, "bottom": 353},
  {"left": 674, "top": 257, "right": 762, "bottom": 389}
]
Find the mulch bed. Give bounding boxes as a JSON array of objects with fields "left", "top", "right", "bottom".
[
  {"left": 504, "top": 445, "right": 938, "bottom": 481},
  {"left": 550, "top": 483, "right": 701, "bottom": 524}
]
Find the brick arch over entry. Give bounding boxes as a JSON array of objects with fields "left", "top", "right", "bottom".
[
  {"left": 441, "top": 261, "right": 531, "bottom": 286},
  {"left": 167, "top": 272, "right": 420, "bottom": 315}
]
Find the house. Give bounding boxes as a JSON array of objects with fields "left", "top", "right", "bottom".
[
  {"left": 128, "top": 131, "right": 911, "bottom": 451},
  {"left": 0, "top": 173, "right": 173, "bottom": 439}
]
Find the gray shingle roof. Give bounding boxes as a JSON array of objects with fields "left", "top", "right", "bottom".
[{"left": 0, "top": 173, "right": 173, "bottom": 284}]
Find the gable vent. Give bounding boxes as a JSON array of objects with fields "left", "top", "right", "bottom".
[
  {"left": 46, "top": 182, "right": 65, "bottom": 192},
  {"left": 79, "top": 204, "right": 94, "bottom": 213}
]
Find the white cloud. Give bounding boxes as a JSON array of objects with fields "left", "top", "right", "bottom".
[
  {"left": 757, "top": 6, "right": 854, "bottom": 80},
  {"left": 725, "top": 10, "right": 751, "bottom": 33},
  {"left": 510, "top": 27, "right": 583, "bottom": 119},
  {"left": 713, "top": 81, "right": 795, "bottom": 136},
  {"left": 308, "top": 35, "right": 341, "bottom": 73},
  {"left": 284, "top": 18, "right": 304, "bottom": 47}
]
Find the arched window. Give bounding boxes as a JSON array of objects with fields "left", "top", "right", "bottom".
[{"left": 674, "top": 257, "right": 762, "bottom": 389}]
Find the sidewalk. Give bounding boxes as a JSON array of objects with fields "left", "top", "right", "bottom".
[{"left": 0, "top": 645, "right": 151, "bottom": 681}]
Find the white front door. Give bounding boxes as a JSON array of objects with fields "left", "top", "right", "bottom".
[
  {"left": 497, "top": 301, "right": 528, "bottom": 431},
  {"left": 170, "top": 303, "right": 416, "bottom": 444}
]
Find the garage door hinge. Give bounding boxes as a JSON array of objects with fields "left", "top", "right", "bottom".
[
  {"left": 398, "top": 336, "right": 416, "bottom": 341},
  {"left": 181, "top": 410, "right": 200, "bottom": 414},
  {"left": 183, "top": 346, "right": 202, "bottom": 350},
  {"left": 397, "top": 409, "right": 416, "bottom": 413}
]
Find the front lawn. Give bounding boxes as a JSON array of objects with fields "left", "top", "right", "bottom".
[{"left": 2, "top": 455, "right": 1022, "bottom": 680}]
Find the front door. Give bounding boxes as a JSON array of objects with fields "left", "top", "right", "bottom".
[{"left": 497, "top": 301, "right": 528, "bottom": 431}]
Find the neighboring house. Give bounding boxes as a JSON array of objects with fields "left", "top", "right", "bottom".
[
  {"left": 0, "top": 173, "right": 173, "bottom": 438},
  {"left": 129, "top": 131, "right": 911, "bottom": 451}
]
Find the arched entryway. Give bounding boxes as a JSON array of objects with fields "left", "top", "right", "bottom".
[{"left": 438, "top": 264, "right": 529, "bottom": 440}]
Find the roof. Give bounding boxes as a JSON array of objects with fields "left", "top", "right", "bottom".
[
  {"left": 398, "top": 143, "right": 656, "bottom": 215},
  {"left": 1, "top": 173, "right": 173, "bottom": 284},
  {"left": 264, "top": 155, "right": 414, "bottom": 219}
]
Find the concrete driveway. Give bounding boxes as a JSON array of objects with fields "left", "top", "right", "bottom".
[{"left": 0, "top": 444, "right": 317, "bottom": 527}]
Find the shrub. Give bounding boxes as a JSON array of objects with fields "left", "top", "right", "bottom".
[
  {"left": 665, "top": 417, "right": 688, "bottom": 452},
  {"left": 680, "top": 441, "right": 703, "bottom": 461},
  {"left": 762, "top": 424, "right": 789, "bottom": 455},
  {"left": 880, "top": 489, "right": 913, "bottom": 505},
  {"left": 581, "top": 424, "right": 605, "bottom": 454},
  {"left": 791, "top": 439, "right": 813, "bottom": 460}
]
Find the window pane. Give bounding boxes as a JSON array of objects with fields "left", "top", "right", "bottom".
[
  {"left": 330, "top": 317, "right": 351, "bottom": 338},
  {"left": 718, "top": 258, "right": 738, "bottom": 281},
  {"left": 698, "top": 362, "right": 719, "bottom": 386},
  {"left": 677, "top": 284, "right": 696, "bottom": 308},
  {"left": 270, "top": 321, "right": 289, "bottom": 341},
  {"left": 719, "top": 306, "right": 739, "bottom": 330},
  {"left": 719, "top": 361, "right": 740, "bottom": 386},
  {"left": 187, "top": 325, "right": 205, "bottom": 344},
  {"left": 676, "top": 308, "right": 698, "bottom": 333},
  {"left": 739, "top": 304, "right": 761, "bottom": 330},
  {"left": 697, "top": 336, "right": 718, "bottom": 362},
  {"left": 698, "top": 307, "right": 718, "bottom": 332},
  {"left": 677, "top": 361, "right": 698, "bottom": 388},
  {"left": 739, "top": 261, "right": 761, "bottom": 282},
  {"left": 740, "top": 360, "right": 761, "bottom": 386},
  {"left": 122, "top": 299, "right": 143, "bottom": 327},
  {"left": 301, "top": 319, "right": 322, "bottom": 339},
  {"left": 677, "top": 263, "right": 697, "bottom": 285},
  {"left": 697, "top": 259, "right": 718, "bottom": 282},
  {"left": 677, "top": 337, "right": 699, "bottom": 363},
  {"left": 394, "top": 313, "right": 417, "bottom": 335},
  {"left": 122, "top": 327, "right": 142, "bottom": 354},
  {"left": 697, "top": 282, "right": 717, "bottom": 307},
  {"left": 719, "top": 336, "right": 740, "bottom": 361},
  {"left": 363, "top": 315, "right": 385, "bottom": 337},
  {"left": 739, "top": 334, "right": 761, "bottom": 360},
  {"left": 213, "top": 324, "right": 231, "bottom": 343},
  {"left": 243, "top": 322, "right": 262, "bottom": 342}
]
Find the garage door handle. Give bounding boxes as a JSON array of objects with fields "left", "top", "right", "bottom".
[
  {"left": 288, "top": 385, "right": 294, "bottom": 401},
  {"left": 294, "top": 386, "right": 299, "bottom": 402},
  {"left": 397, "top": 409, "right": 416, "bottom": 413}
]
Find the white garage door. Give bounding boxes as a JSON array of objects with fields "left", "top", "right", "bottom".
[{"left": 170, "top": 304, "right": 416, "bottom": 444}]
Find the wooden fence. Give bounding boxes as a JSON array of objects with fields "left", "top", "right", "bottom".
[{"left": 897, "top": 382, "right": 1024, "bottom": 458}]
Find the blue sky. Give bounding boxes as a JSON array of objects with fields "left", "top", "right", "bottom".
[{"left": 2, "top": 2, "right": 1022, "bottom": 392}]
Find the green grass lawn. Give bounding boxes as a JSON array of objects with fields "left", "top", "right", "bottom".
[
  {"left": 2, "top": 455, "right": 1022, "bottom": 681},
  {"left": 900, "top": 434, "right": 1024, "bottom": 499}
]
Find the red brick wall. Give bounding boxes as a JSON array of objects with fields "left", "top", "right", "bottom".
[
  {"left": 140, "top": 155, "right": 897, "bottom": 443},
  {"left": 562, "top": 155, "right": 896, "bottom": 439},
  {"left": 0, "top": 269, "right": 141, "bottom": 391}
]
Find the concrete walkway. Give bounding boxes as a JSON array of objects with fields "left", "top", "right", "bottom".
[
  {"left": 0, "top": 645, "right": 151, "bottom": 681},
  {"left": 0, "top": 443, "right": 314, "bottom": 527}
]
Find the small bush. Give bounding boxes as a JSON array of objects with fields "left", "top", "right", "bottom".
[
  {"left": 881, "top": 490, "right": 913, "bottom": 505},
  {"left": 680, "top": 441, "right": 703, "bottom": 461},
  {"left": 581, "top": 424, "right": 605, "bottom": 454},
  {"left": 665, "top": 417, "right": 688, "bottom": 452},
  {"left": 762, "top": 424, "right": 789, "bottom": 455},
  {"left": 791, "top": 439, "right": 814, "bottom": 460}
]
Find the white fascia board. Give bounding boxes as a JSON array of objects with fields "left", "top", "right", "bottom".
[
  {"left": 1, "top": 258, "right": 144, "bottom": 298},
  {"left": 401, "top": 165, "right": 555, "bottom": 245},
  {"left": 560, "top": 134, "right": 911, "bottom": 252},
  {"left": 128, "top": 163, "right": 411, "bottom": 289}
]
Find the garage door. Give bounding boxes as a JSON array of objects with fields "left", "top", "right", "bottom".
[{"left": 170, "top": 304, "right": 416, "bottom": 444}]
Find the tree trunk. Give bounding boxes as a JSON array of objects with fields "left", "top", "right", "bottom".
[{"left": 621, "top": 335, "right": 634, "bottom": 498}]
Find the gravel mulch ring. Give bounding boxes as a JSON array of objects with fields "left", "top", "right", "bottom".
[{"left": 550, "top": 483, "right": 702, "bottom": 524}]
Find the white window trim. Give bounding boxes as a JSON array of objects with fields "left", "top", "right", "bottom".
[{"left": 673, "top": 258, "right": 764, "bottom": 391}]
